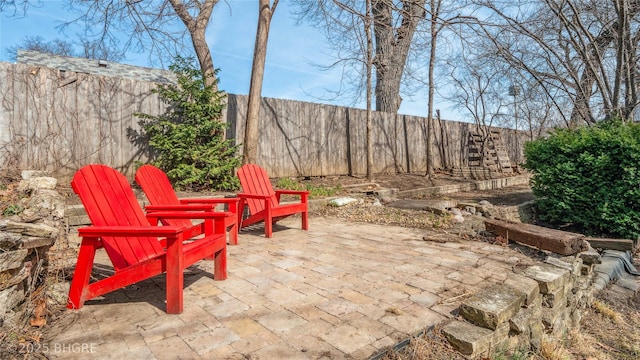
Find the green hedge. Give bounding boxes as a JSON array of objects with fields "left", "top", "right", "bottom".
[{"left": 523, "top": 121, "right": 640, "bottom": 239}]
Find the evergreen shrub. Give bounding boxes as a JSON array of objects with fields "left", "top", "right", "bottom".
[
  {"left": 136, "top": 57, "right": 240, "bottom": 191},
  {"left": 523, "top": 121, "right": 640, "bottom": 239}
]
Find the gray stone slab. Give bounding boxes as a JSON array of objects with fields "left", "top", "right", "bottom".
[
  {"left": 522, "top": 263, "right": 570, "bottom": 294},
  {"left": 504, "top": 273, "right": 540, "bottom": 306},
  {"left": 459, "top": 284, "right": 525, "bottom": 330},
  {"left": 0, "top": 249, "right": 28, "bottom": 272},
  {"left": 441, "top": 320, "right": 496, "bottom": 357},
  {"left": 3, "top": 221, "right": 58, "bottom": 238}
]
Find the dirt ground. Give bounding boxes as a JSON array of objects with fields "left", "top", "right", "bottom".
[{"left": 2, "top": 170, "right": 639, "bottom": 359}]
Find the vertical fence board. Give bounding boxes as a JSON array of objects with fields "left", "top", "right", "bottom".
[
  {"left": 21, "top": 67, "right": 35, "bottom": 168},
  {"left": 75, "top": 73, "right": 94, "bottom": 164},
  {"left": 29, "top": 67, "right": 48, "bottom": 168},
  {"left": 42, "top": 68, "right": 65, "bottom": 170},
  {"left": 58, "top": 70, "right": 78, "bottom": 173},
  {"left": 132, "top": 78, "right": 145, "bottom": 171},
  {"left": 309, "top": 102, "right": 323, "bottom": 176},
  {"left": 323, "top": 104, "right": 348, "bottom": 176},
  {"left": 351, "top": 108, "right": 367, "bottom": 175},
  {"left": 404, "top": 115, "right": 426, "bottom": 173},
  {"left": 120, "top": 78, "right": 138, "bottom": 174},
  {"left": 0, "top": 64, "right": 16, "bottom": 167},
  {"left": 98, "top": 77, "right": 114, "bottom": 166}
]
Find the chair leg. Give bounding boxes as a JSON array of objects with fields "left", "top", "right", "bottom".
[
  {"left": 229, "top": 222, "right": 238, "bottom": 245},
  {"left": 67, "top": 238, "right": 98, "bottom": 310},
  {"left": 265, "top": 219, "right": 273, "bottom": 238},
  {"left": 237, "top": 200, "right": 246, "bottom": 231},
  {"left": 228, "top": 201, "right": 239, "bottom": 245},
  {"left": 302, "top": 210, "right": 309, "bottom": 230},
  {"left": 165, "top": 235, "right": 184, "bottom": 314},
  {"left": 214, "top": 247, "right": 227, "bottom": 280},
  {"left": 265, "top": 205, "right": 273, "bottom": 238}
]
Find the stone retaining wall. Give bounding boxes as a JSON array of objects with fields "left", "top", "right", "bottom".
[
  {"left": 441, "top": 250, "right": 600, "bottom": 358},
  {"left": 396, "top": 174, "right": 531, "bottom": 198},
  {"left": 0, "top": 171, "right": 67, "bottom": 328}
]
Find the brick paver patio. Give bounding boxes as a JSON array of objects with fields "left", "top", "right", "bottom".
[{"left": 46, "top": 217, "right": 535, "bottom": 359}]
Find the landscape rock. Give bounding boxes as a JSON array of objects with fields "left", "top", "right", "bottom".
[
  {"left": 522, "top": 264, "right": 570, "bottom": 294},
  {"left": 579, "top": 243, "right": 602, "bottom": 265},
  {"left": 459, "top": 284, "right": 525, "bottom": 330},
  {"left": 379, "top": 196, "right": 397, "bottom": 205},
  {"left": 0, "top": 232, "right": 22, "bottom": 251},
  {"left": 18, "top": 208, "right": 43, "bottom": 223},
  {"left": 47, "top": 282, "right": 71, "bottom": 306},
  {"left": 20, "top": 170, "right": 50, "bottom": 180},
  {"left": 0, "top": 262, "right": 30, "bottom": 291},
  {"left": 0, "top": 284, "right": 24, "bottom": 321},
  {"left": 328, "top": 197, "right": 358, "bottom": 207},
  {"left": 504, "top": 273, "right": 540, "bottom": 306},
  {"left": 18, "top": 177, "right": 57, "bottom": 192},
  {"left": 441, "top": 320, "right": 496, "bottom": 357},
  {"left": 28, "top": 189, "right": 66, "bottom": 219},
  {"left": 3, "top": 221, "right": 58, "bottom": 238},
  {"left": 0, "top": 171, "right": 64, "bottom": 328},
  {"left": 0, "top": 249, "right": 29, "bottom": 273}
]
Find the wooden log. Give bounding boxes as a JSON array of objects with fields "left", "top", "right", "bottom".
[
  {"left": 484, "top": 218, "right": 585, "bottom": 256},
  {"left": 585, "top": 237, "right": 635, "bottom": 252}
]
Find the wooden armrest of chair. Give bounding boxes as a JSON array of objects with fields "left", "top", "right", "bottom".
[
  {"left": 78, "top": 225, "right": 186, "bottom": 238},
  {"left": 237, "top": 193, "right": 271, "bottom": 199},
  {"left": 145, "top": 204, "right": 215, "bottom": 212},
  {"left": 180, "top": 198, "right": 240, "bottom": 204},
  {"left": 275, "top": 189, "right": 310, "bottom": 195},
  {"left": 145, "top": 210, "right": 232, "bottom": 221}
]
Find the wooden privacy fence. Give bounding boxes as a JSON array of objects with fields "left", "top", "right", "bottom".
[
  {"left": 0, "top": 63, "right": 165, "bottom": 178},
  {"left": 0, "top": 63, "right": 525, "bottom": 179}
]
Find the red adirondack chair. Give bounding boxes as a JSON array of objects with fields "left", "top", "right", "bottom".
[
  {"left": 68, "top": 164, "right": 229, "bottom": 314},
  {"left": 135, "top": 164, "right": 240, "bottom": 245},
  {"left": 237, "top": 164, "right": 309, "bottom": 238}
]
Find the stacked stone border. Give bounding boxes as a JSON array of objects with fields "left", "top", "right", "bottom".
[
  {"left": 439, "top": 252, "right": 599, "bottom": 358},
  {"left": 0, "top": 171, "right": 68, "bottom": 329}
]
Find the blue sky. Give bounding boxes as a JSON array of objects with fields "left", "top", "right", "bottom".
[{"left": 0, "top": 0, "right": 460, "bottom": 120}]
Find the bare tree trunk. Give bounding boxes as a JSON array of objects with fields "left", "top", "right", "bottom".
[
  {"left": 425, "top": 0, "right": 439, "bottom": 177},
  {"left": 366, "top": 0, "right": 374, "bottom": 181},
  {"left": 191, "top": 27, "right": 216, "bottom": 89},
  {"left": 170, "top": 0, "right": 219, "bottom": 90},
  {"left": 373, "top": 0, "right": 425, "bottom": 113},
  {"left": 243, "top": 0, "right": 279, "bottom": 165},
  {"left": 569, "top": 75, "right": 596, "bottom": 127},
  {"left": 568, "top": 25, "right": 616, "bottom": 125}
]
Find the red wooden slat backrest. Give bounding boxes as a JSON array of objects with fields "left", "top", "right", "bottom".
[
  {"left": 71, "top": 164, "right": 164, "bottom": 270},
  {"left": 135, "top": 164, "right": 193, "bottom": 228},
  {"left": 237, "top": 164, "right": 278, "bottom": 215}
]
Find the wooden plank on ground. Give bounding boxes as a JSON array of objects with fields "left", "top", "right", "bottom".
[
  {"left": 585, "top": 237, "right": 635, "bottom": 252},
  {"left": 484, "top": 218, "right": 585, "bottom": 256}
]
